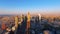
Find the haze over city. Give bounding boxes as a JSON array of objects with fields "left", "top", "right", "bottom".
[{"left": 0, "top": 0, "right": 60, "bottom": 16}]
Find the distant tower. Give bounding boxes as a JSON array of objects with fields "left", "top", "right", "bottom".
[
  {"left": 38, "top": 14, "right": 41, "bottom": 20},
  {"left": 15, "top": 16, "right": 18, "bottom": 28},
  {"left": 26, "top": 12, "right": 31, "bottom": 34}
]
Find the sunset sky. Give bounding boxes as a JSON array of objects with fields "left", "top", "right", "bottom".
[{"left": 0, "top": 0, "right": 60, "bottom": 16}]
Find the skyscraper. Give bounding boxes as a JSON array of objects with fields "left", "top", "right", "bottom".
[
  {"left": 26, "top": 12, "right": 31, "bottom": 34},
  {"left": 15, "top": 16, "right": 18, "bottom": 29},
  {"left": 19, "top": 14, "right": 23, "bottom": 25},
  {"left": 38, "top": 14, "right": 41, "bottom": 20}
]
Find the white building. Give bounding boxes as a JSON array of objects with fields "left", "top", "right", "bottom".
[{"left": 38, "top": 14, "right": 41, "bottom": 20}]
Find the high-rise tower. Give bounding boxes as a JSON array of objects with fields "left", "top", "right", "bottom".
[
  {"left": 19, "top": 14, "right": 23, "bottom": 25},
  {"left": 15, "top": 16, "right": 18, "bottom": 28},
  {"left": 26, "top": 12, "right": 31, "bottom": 34},
  {"left": 38, "top": 14, "right": 41, "bottom": 20}
]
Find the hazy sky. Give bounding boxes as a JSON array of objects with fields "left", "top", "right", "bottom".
[{"left": 0, "top": 0, "right": 60, "bottom": 15}]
